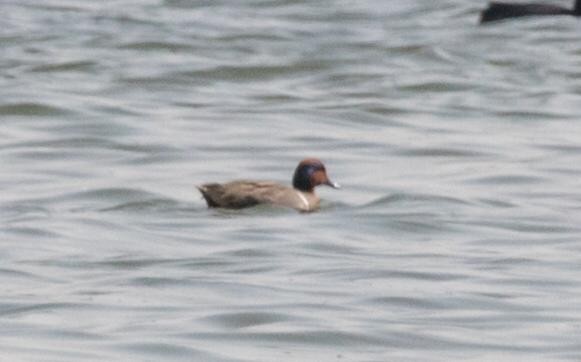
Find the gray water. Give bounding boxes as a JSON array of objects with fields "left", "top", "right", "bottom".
[{"left": 2, "top": 0, "right": 581, "bottom": 360}]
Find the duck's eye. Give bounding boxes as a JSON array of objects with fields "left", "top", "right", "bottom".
[{"left": 305, "top": 165, "right": 322, "bottom": 176}]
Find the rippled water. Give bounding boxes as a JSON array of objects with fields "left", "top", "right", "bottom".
[{"left": 2, "top": 0, "right": 581, "bottom": 360}]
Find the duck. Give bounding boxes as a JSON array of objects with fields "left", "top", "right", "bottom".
[
  {"left": 197, "top": 158, "right": 340, "bottom": 212},
  {"left": 480, "top": 0, "right": 581, "bottom": 23}
]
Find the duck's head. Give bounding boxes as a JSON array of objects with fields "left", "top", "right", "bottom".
[{"left": 292, "top": 158, "right": 340, "bottom": 192}]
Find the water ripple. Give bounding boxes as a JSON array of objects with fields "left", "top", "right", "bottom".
[
  {"left": 0, "top": 102, "right": 72, "bottom": 117},
  {"left": 3, "top": 0, "right": 581, "bottom": 361}
]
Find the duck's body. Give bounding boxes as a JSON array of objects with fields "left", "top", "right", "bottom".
[
  {"left": 480, "top": 0, "right": 581, "bottom": 23},
  {"left": 198, "top": 181, "right": 320, "bottom": 212},
  {"left": 198, "top": 158, "right": 339, "bottom": 212}
]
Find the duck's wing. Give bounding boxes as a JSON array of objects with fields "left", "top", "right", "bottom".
[
  {"left": 480, "top": 2, "right": 570, "bottom": 23},
  {"left": 236, "top": 182, "right": 316, "bottom": 211},
  {"left": 197, "top": 181, "right": 289, "bottom": 209}
]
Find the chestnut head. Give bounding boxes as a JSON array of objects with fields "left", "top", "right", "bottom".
[{"left": 292, "top": 158, "right": 340, "bottom": 192}]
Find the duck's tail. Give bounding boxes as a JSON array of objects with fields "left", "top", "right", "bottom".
[
  {"left": 197, "top": 184, "right": 223, "bottom": 207},
  {"left": 480, "top": 2, "right": 519, "bottom": 23}
]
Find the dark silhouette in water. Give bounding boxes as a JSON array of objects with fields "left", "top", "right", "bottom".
[{"left": 480, "top": 0, "right": 581, "bottom": 23}]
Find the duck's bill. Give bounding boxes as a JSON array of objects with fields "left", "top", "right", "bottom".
[{"left": 326, "top": 180, "right": 341, "bottom": 189}]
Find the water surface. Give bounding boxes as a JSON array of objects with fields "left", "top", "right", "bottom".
[{"left": 2, "top": 0, "right": 581, "bottom": 360}]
